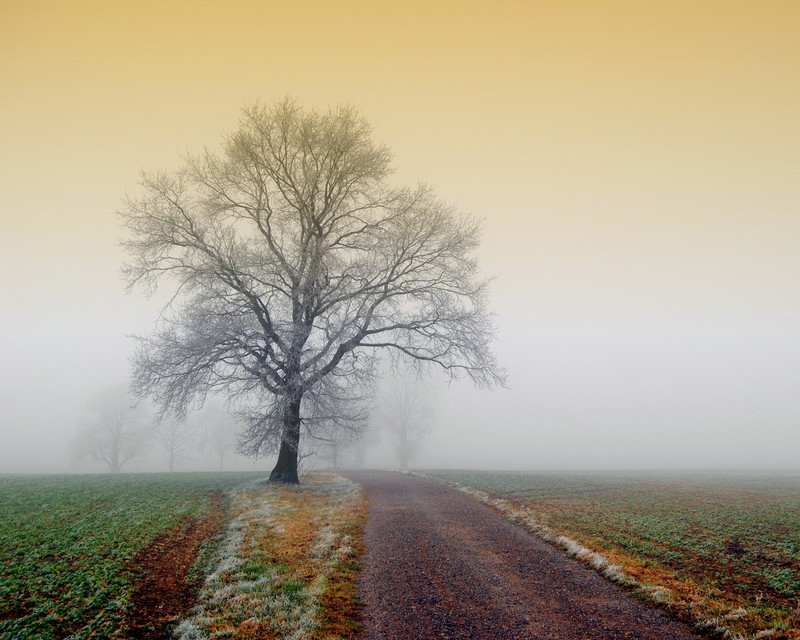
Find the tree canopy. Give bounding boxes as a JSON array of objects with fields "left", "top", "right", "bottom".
[{"left": 121, "top": 98, "right": 504, "bottom": 482}]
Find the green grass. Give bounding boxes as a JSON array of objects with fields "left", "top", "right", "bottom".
[
  {"left": 427, "top": 470, "right": 800, "bottom": 639},
  {"left": 0, "top": 472, "right": 264, "bottom": 640}
]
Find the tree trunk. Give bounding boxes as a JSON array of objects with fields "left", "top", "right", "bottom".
[
  {"left": 331, "top": 442, "right": 339, "bottom": 468},
  {"left": 356, "top": 444, "right": 365, "bottom": 467},
  {"left": 399, "top": 429, "right": 409, "bottom": 469},
  {"left": 110, "top": 433, "right": 121, "bottom": 473},
  {"left": 269, "top": 396, "right": 302, "bottom": 483}
]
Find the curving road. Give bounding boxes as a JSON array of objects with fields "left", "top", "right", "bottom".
[{"left": 344, "top": 470, "right": 698, "bottom": 640}]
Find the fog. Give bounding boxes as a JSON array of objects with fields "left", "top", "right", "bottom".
[{"left": 2, "top": 1, "right": 799, "bottom": 474}]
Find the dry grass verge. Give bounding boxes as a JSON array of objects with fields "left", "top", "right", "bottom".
[
  {"left": 419, "top": 473, "right": 798, "bottom": 640},
  {"left": 175, "top": 473, "right": 366, "bottom": 640}
]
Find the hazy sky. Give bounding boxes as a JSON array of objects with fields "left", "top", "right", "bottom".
[{"left": 1, "top": 1, "right": 798, "bottom": 472}]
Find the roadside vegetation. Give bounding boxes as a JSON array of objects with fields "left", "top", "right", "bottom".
[
  {"left": 176, "top": 472, "right": 366, "bottom": 640},
  {"left": 0, "top": 472, "right": 365, "bottom": 640},
  {"left": 427, "top": 471, "right": 800, "bottom": 640}
]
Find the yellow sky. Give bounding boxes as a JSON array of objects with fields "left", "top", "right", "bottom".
[
  {"left": 2, "top": 0, "right": 798, "bottom": 322},
  {"left": 1, "top": 1, "right": 799, "bottom": 470}
]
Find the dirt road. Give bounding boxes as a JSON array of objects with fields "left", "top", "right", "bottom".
[{"left": 344, "top": 470, "right": 698, "bottom": 640}]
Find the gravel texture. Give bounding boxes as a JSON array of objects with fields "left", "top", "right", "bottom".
[{"left": 344, "top": 470, "right": 699, "bottom": 640}]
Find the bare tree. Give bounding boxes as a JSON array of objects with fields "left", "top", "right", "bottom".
[
  {"left": 155, "top": 417, "right": 196, "bottom": 471},
  {"left": 196, "top": 402, "right": 238, "bottom": 470},
  {"left": 316, "top": 423, "right": 364, "bottom": 469},
  {"left": 301, "top": 370, "right": 373, "bottom": 469},
  {"left": 71, "top": 386, "right": 150, "bottom": 473},
  {"left": 349, "top": 423, "right": 381, "bottom": 468},
  {"left": 380, "top": 368, "right": 436, "bottom": 468},
  {"left": 321, "top": 421, "right": 380, "bottom": 468},
  {"left": 121, "top": 98, "right": 505, "bottom": 483}
]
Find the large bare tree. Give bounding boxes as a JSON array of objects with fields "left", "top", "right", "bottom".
[{"left": 121, "top": 99, "right": 504, "bottom": 483}]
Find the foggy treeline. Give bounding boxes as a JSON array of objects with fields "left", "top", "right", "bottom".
[
  {"left": 69, "top": 386, "right": 253, "bottom": 474},
  {"left": 65, "top": 361, "right": 440, "bottom": 475}
]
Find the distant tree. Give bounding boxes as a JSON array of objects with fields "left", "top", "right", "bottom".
[
  {"left": 322, "top": 421, "right": 380, "bottom": 468},
  {"left": 380, "top": 368, "right": 435, "bottom": 469},
  {"left": 196, "top": 402, "right": 238, "bottom": 471},
  {"left": 305, "top": 372, "right": 372, "bottom": 469},
  {"left": 155, "top": 417, "right": 196, "bottom": 472},
  {"left": 121, "top": 98, "right": 504, "bottom": 483},
  {"left": 349, "top": 423, "right": 381, "bottom": 467},
  {"left": 71, "top": 386, "right": 150, "bottom": 473},
  {"left": 317, "top": 427, "right": 360, "bottom": 469}
]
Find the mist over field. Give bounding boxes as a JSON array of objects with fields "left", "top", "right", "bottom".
[{"left": 2, "top": 1, "right": 799, "bottom": 474}]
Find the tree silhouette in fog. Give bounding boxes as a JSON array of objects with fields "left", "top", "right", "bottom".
[
  {"left": 71, "top": 386, "right": 150, "bottom": 473},
  {"left": 121, "top": 98, "right": 504, "bottom": 483}
]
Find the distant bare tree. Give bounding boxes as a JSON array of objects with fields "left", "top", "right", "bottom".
[
  {"left": 301, "top": 371, "right": 373, "bottom": 469},
  {"left": 121, "top": 98, "right": 504, "bottom": 483},
  {"left": 349, "top": 423, "right": 381, "bottom": 467},
  {"left": 155, "top": 417, "right": 196, "bottom": 472},
  {"left": 196, "top": 402, "right": 238, "bottom": 471},
  {"left": 71, "top": 386, "right": 150, "bottom": 473},
  {"left": 321, "top": 421, "right": 380, "bottom": 469},
  {"left": 381, "top": 368, "right": 435, "bottom": 469},
  {"left": 317, "top": 426, "right": 361, "bottom": 469}
]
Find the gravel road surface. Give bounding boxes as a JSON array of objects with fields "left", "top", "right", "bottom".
[{"left": 344, "top": 470, "right": 698, "bottom": 640}]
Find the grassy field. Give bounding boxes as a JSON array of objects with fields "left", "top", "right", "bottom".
[
  {"left": 427, "top": 470, "right": 800, "bottom": 640},
  {"left": 9, "top": 469, "right": 795, "bottom": 639},
  {"left": 0, "top": 471, "right": 365, "bottom": 640}
]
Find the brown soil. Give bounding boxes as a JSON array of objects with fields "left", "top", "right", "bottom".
[
  {"left": 0, "top": 594, "right": 31, "bottom": 623},
  {"left": 126, "top": 491, "right": 226, "bottom": 639},
  {"left": 344, "top": 471, "right": 700, "bottom": 640}
]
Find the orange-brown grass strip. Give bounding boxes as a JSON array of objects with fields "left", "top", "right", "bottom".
[
  {"left": 513, "top": 508, "right": 800, "bottom": 640},
  {"left": 424, "top": 474, "right": 799, "bottom": 640},
  {"left": 174, "top": 473, "right": 366, "bottom": 640}
]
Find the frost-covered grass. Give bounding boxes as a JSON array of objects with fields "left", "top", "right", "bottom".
[
  {"left": 424, "top": 470, "right": 800, "bottom": 640},
  {"left": 0, "top": 472, "right": 264, "bottom": 640},
  {"left": 175, "top": 472, "right": 366, "bottom": 640}
]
